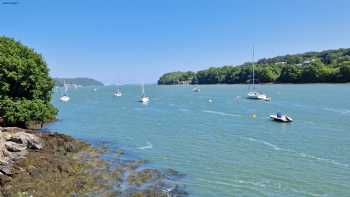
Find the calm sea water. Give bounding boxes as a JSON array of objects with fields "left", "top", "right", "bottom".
[{"left": 48, "top": 84, "right": 350, "bottom": 197}]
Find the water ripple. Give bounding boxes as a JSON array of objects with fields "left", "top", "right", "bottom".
[
  {"left": 242, "top": 137, "right": 281, "bottom": 151},
  {"left": 323, "top": 107, "right": 350, "bottom": 115},
  {"left": 198, "top": 177, "right": 327, "bottom": 197},
  {"left": 202, "top": 110, "right": 240, "bottom": 117},
  {"left": 241, "top": 137, "right": 349, "bottom": 168},
  {"left": 137, "top": 141, "right": 153, "bottom": 150}
]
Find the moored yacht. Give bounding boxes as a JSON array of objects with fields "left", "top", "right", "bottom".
[
  {"left": 138, "top": 84, "right": 149, "bottom": 103},
  {"left": 114, "top": 89, "right": 122, "bottom": 97},
  {"left": 113, "top": 81, "right": 123, "bottom": 97},
  {"left": 114, "top": 84, "right": 122, "bottom": 97},
  {"left": 60, "top": 82, "right": 70, "bottom": 102},
  {"left": 246, "top": 47, "right": 271, "bottom": 101}
]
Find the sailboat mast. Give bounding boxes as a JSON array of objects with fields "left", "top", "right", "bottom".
[
  {"left": 252, "top": 47, "right": 255, "bottom": 88},
  {"left": 142, "top": 83, "right": 145, "bottom": 95},
  {"left": 63, "top": 81, "right": 68, "bottom": 95}
]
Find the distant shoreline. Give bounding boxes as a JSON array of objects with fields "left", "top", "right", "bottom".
[
  {"left": 157, "top": 82, "right": 350, "bottom": 85},
  {"left": 54, "top": 77, "right": 104, "bottom": 87},
  {"left": 158, "top": 48, "right": 350, "bottom": 85}
]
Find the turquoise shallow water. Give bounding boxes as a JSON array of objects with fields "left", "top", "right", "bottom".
[{"left": 48, "top": 84, "right": 350, "bottom": 197}]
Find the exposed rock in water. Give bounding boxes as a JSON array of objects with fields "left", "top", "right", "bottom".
[{"left": 0, "top": 127, "right": 187, "bottom": 197}]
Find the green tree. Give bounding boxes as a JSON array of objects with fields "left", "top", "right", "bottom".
[
  {"left": 0, "top": 36, "right": 57, "bottom": 127},
  {"left": 318, "top": 66, "right": 336, "bottom": 82},
  {"left": 158, "top": 71, "right": 195, "bottom": 85},
  {"left": 286, "top": 55, "right": 303, "bottom": 64},
  {"left": 158, "top": 48, "right": 350, "bottom": 84},
  {"left": 278, "top": 65, "right": 301, "bottom": 83},
  {"left": 224, "top": 67, "right": 241, "bottom": 83},
  {"left": 336, "top": 64, "right": 350, "bottom": 82},
  {"left": 256, "top": 65, "right": 279, "bottom": 83},
  {"left": 300, "top": 64, "right": 321, "bottom": 82}
]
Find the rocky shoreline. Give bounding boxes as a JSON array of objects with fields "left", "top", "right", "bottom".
[{"left": 0, "top": 127, "right": 187, "bottom": 197}]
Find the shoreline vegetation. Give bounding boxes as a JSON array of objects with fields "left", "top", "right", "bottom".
[
  {"left": 158, "top": 48, "right": 350, "bottom": 85},
  {"left": 0, "top": 36, "right": 57, "bottom": 128}
]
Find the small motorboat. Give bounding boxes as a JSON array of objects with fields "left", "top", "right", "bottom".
[{"left": 270, "top": 112, "right": 293, "bottom": 123}]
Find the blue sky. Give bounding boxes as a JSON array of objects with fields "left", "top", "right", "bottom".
[{"left": 1, "top": 0, "right": 349, "bottom": 84}]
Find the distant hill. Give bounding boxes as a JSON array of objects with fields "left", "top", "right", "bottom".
[
  {"left": 158, "top": 48, "right": 350, "bottom": 84},
  {"left": 54, "top": 78, "right": 104, "bottom": 87}
]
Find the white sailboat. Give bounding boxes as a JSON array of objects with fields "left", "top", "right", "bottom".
[
  {"left": 138, "top": 84, "right": 149, "bottom": 103},
  {"left": 114, "top": 88, "right": 122, "bottom": 97},
  {"left": 113, "top": 83, "right": 122, "bottom": 97},
  {"left": 247, "top": 47, "right": 271, "bottom": 101},
  {"left": 60, "top": 82, "right": 70, "bottom": 102}
]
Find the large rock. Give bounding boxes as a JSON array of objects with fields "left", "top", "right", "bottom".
[
  {"left": 0, "top": 136, "right": 9, "bottom": 163},
  {"left": 0, "top": 127, "right": 43, "bottom": 176},
  {"left": 5, "top": 141, "right": 26, "bottom": 152},
  {"left": 7, "top": 132, "right": 43, "bottom": 149},
  {"left": 0, "top": 161, "right": 13, "bottom": 175}
]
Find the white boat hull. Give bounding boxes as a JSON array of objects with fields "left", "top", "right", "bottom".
[
  {"left": 139, "top": 96, "right": 150, "bottom": 103},
  {"left": 114, "top": 92, "right": 122, "bottom": 97},
  {"left": 270, "top": 115, "right": 293, "bottom": 122},
  {"left": 192, "top": 88, "right": 200, "bottom": 92},
  {"left": 247, "top": 92, "right": 271, "bottom": 101},
  {"left": 60, "top": 96, "right": 70, "bottom": 102}
]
